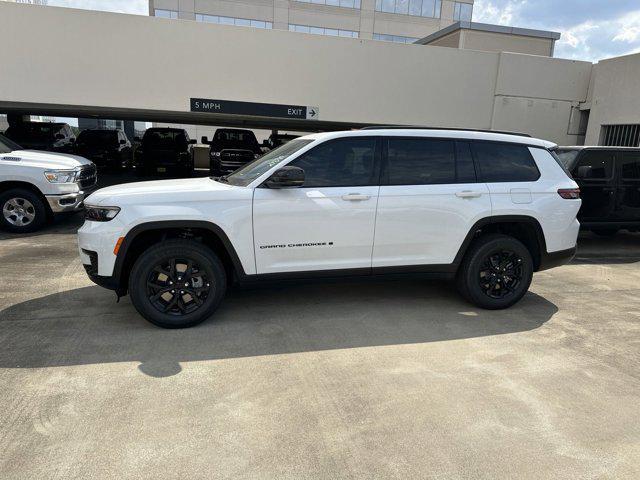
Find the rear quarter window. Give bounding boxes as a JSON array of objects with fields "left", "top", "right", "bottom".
[{"left": 472, "top": 142, "right": 540, "bottom": 183}]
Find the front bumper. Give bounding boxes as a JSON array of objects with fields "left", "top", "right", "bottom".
[{"left": 46, "top": 192, "right": 87, "bottom": 213}]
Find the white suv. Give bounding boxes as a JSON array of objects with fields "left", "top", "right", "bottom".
[{"left": 78, "top": 129, "right": 581, "bottom": 328}]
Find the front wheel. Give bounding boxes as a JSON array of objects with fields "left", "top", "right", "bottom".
[
  {"left": 456, "top": 234, "right": 533, "bottom": 310},
  {"left": 0, "top": 188, "right": 47, "bottom": 233},
  {"left": 129, "top": 240, "right": 227, "bottom": 328}
]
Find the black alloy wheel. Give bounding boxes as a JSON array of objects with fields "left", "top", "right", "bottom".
[{"left": 129, "top": 240, "right": 227, "bottom": 328}]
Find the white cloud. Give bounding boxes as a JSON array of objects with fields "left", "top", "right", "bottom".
[{"left": 613, "top": 11, "right": 640, "bottom": 43}]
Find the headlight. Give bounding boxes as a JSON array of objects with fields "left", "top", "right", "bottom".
[
  {"left": 84, "top": 205, "right": 121, "bottom": 222},
  {"left": 44, "top": 169, "right": 79, "bottom": 183}
]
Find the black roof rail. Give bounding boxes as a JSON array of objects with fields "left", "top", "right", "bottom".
[{"left": 360, "top": 125, "right": 532, "bottom": 138}]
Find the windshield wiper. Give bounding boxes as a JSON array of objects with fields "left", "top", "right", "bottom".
[{"left": 213, "top": 175, "right": 229, "bottom": 183}]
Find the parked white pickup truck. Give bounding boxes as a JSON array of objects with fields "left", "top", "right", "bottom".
[{"left": 0, "top": 133, "right": 97, "bottom": 232}]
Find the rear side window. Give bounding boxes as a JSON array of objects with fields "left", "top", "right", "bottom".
[
  {"left": 574, "top": 150, "right": 614, "bottom": 180},
  {"left": 472, "top": 142, "right": 540, "bottom": 182},
  {"left": 621, "top": 152, "right": 640, "bottom": 179},
  {"left": 387, "top": 138, "right": 456, "bottom": 185}
]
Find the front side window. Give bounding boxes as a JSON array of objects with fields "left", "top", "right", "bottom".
[
  {"left": 376, "top": 0, "right": 441, "bottom": 19},
  {"left": 290, "top": 137, "right": 378, "bottom": 187},
  {"left": 225, "top": 139, "right": 314, "bottom": 186},
  {"left": 0, "top": 134, "right": 22, "bottom": 153},
  {"left": 574, "top": 151, "right": 615, "bottom": 180},
  {"left": 472, "top": 142, "right": 540, "bottom": 183},
  {"left": 387, "top": 138, "right": 456, "bottom": 185}
]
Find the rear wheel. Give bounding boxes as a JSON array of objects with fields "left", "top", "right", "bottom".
[
  {"left": 129, "top": 239, "right": 227, "bottom": 328},
  {"left": 0, "top": 188, "right": 47, "bottom": 233},
  {"left": 456, "top": 234, "right": 533, "bottom": 310}
]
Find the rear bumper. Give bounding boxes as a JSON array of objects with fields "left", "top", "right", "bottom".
[{"left": 538, "top": 247, "right": 576, "bottom": 271}]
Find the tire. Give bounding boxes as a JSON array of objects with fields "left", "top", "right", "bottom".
[
  {"left": 456, "top": 234, "right": 533, "bottom": 310},
  {"left": 0, "top": 188, "right": 47, "bottom": 233},
  {"left": 128, "top": 239, "right": 227, "bottom": 328},
  {"left": 592, "top": 228, "right": 619, "bottom": 237}
]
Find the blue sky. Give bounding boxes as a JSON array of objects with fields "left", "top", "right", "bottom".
[{"left": 37, "top": 0, "right": 640, "bottom": 61}]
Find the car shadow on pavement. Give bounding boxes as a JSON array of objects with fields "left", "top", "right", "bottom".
[{"left": 0, "top": 280, "right": 558, "bottom": 377}]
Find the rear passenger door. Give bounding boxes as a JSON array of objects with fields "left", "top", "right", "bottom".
[
  {"left": 617, "top": 151, "right": 640, "bottom": 221},
  {"left": 372, "top": 137, "right": 491, "bottom": 267},
  {"left": 571, "top": 150, "right": 616, "bottom": 222}
]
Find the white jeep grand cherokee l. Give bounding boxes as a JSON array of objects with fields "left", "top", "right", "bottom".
[
  {"left": 78, "top": 129, "right": 581, "bottom": 328},
  {"left": 0, "top": 133, "right": 96, "bottom": 233}
]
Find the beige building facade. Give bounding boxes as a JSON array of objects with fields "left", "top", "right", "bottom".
[
  {"left": 0, "top": 2, "right": 639, "bottom": 147},
  {"left": 149, "top": 0, "right": 475, "bottom": 43}
]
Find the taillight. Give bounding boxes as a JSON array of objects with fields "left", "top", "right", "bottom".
[{"left": 558, "top": 188, "right": 580, "bottom": 199}]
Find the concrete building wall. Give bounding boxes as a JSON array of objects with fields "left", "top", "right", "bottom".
[
  {"left": 585, "top": 53, "right": 640, "bottom": 145},
  {"left": 150, "top": 0, "right": 473, "bottom": 41},
  {"left": 425, "top": 30, "right": 461, "bottom": 48},
  {"left": 1, "top": 2, "right": 632, "bottom": 147},
  {"left": 461, "top": 30, "right": 554, "bottom": 56}
]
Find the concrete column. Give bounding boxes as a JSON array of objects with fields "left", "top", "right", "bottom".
[{"left": 273, "top": 0, "right": 289, "bottom": 30}]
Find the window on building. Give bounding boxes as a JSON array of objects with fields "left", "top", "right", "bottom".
[
  {"left": 472, "top": 142, "right": 540, "bottom": 183},
  {"left": 296, "top": 0, "right": 361, "bottom": 8},
  {"left": 387, "top": 138, "right": 456, "bottom": 185},
  {"left": 373, "top": 33, "right": 418, "bottom": 44},
  {"left": 289, "top": 24, "right": 359, "bottom": 38},
  {"left": 375, "top": 0, "right": 441, "bottom": 19},
  {"left": 154, "top": 9, "right": 178, "bottom": 19},
  {"left": 196, "top": 14, "right": 273, "bottom": 29},
  {"left": 290, "top": 138, "right": 377, "bottom": 187},
  {"left": 601, "top": 124, "right": 640, "bottom": 147},
  {"left": 453, "top": 2, "right": 473, "bottom": 21}
]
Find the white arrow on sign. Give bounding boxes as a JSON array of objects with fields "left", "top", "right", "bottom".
[{"left": 306, "top": 106, "right": 319, "bottom": 120}]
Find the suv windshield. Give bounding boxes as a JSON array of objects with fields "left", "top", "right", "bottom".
[
  {"left": 0, "top": 134, "right": 23, "bottom": 153},
  {"left": 143, "top": 130, "right": 188, "bottom": 150},
  {"left": 6, "top": 123, "right": 63, "bottom": 142},
  {"left": 555, "top": 148, "right": 581, "bottom": 169},
  {"left": 77, "top": 130, "right": 118, "bottom": 147},
  {"left": 213, "top": 129, "right": 259, "bottom": 149},
  {"left": 222, "top": 139, "right": 314, "bottom": 187}
]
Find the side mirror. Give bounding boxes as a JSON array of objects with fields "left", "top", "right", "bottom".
[
  {"left": 55, "top": 133, "right": 65, "bottom": 140},
  {"left": 264, "top": 166, "right": 305, "bottom": 188},
  {"left": 201, "top": 136, "right": 209, "bottom": 144},
  {"left": 189, "top": 139, "right": 197, "bottom": 145},
  {"left": 119, "top": 139, "right": 126, "bottom": 145}
]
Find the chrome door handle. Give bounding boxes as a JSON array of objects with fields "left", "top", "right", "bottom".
[
  {"left": 456, "top": 191, "right": 483, "bottom": 198},
  {"left": 341, "top": 193, "right": 371, "bottom": 201}
]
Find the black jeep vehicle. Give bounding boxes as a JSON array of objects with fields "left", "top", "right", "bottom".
[
  {"left": 74, "top": 129, "right": 132, "bottom": 170},
  {"left": 136, "top": 128, "right": 195, "bottom": 176},
  {"left": 4, "top": 121, "right": 76, "bottom": 153},
  {"left": 556, "top": 146, "right": 640, "bottom": 236},
  {"left": 207, "top": 128, "right": 262, "bottom": 176}
]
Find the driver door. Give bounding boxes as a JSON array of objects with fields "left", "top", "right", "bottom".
[{"left": 253, "top": 137, "right": 381, "bottom": 274}]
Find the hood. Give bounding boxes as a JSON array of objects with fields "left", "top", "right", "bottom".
[
  {"left": 5, "top": 149, "right": 93, "bottom": 169},
  {"left": 85, "top": 177, "right": 238, "bottom": 206}
]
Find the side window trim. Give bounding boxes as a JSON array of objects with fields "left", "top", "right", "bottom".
[{"left": 454, "top": 140, "right": 479, "bottom": 184}]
